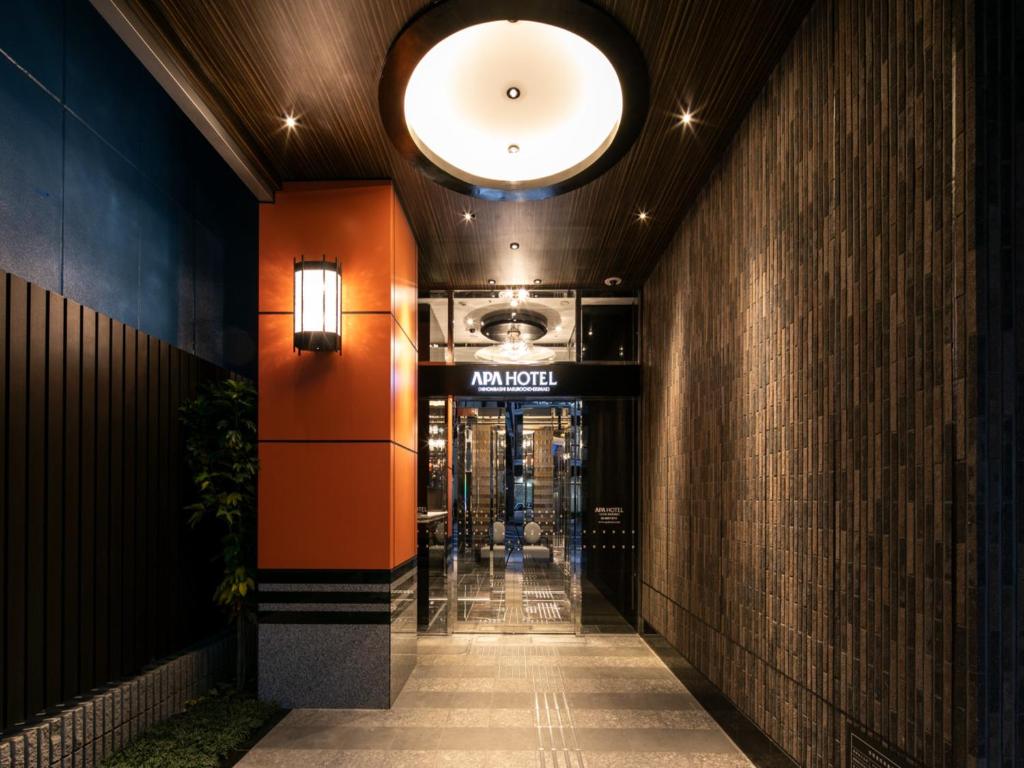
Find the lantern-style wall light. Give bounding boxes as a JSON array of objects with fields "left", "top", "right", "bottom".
[{"left": 294, "top": 255, "right": 341, "bottom": 352}]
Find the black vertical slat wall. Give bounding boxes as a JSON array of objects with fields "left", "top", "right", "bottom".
[{"left": 0, "top": 268, "right": 226, "bottom": 731}]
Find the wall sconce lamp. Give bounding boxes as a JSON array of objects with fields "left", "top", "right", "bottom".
[{"left": 294, "top": 255, "right": 341, "bottom": 352}]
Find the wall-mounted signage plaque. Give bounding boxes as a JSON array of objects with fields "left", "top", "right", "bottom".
[{"left": 595, "top": 506, "right": 625, "bottom": 526}]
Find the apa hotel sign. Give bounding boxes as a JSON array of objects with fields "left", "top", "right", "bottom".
[
  {"left": 419, "top": 362, "right": 641, "bottom": 399},
  {"left": 470, "top": 369, "right": 559, "bottom": 394}
]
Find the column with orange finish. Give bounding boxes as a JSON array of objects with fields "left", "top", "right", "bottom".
[{"left": 256, "top": 182, "right": 417, "bottom": 708}]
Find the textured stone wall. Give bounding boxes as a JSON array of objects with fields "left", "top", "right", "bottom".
[
  {"left": 0, "top": 634, "right": 230, "bottom": 768},
  {"left": 641, "top": 1, "right": 982, "bottom": 765}
]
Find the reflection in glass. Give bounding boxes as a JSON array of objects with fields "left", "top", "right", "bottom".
[
  {"left": 580, "top": 295, "right": 639, "bottom": 362},
  {"left": 418, "top": 292, "right": 450, "bottom": 362},
  {"left": 450, "top": 401, "right": 581, "bottom": 632},
  {"left": 452, "top": 289, "right": 576, "bottom": 363}
]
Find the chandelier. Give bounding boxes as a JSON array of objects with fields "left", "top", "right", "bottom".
[{"left": 475, "top": 325, "right": 555, "bottom": 365}]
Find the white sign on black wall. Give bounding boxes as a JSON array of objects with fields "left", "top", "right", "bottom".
[
  {"left": 419, "top": 363, "right": 642, "bottom": 398},
  {"left": 469, "top": 369, "right": 559, "bottom": 393},
  {"left": 595, "top": 506, "right": 625, "bottom": 526}
]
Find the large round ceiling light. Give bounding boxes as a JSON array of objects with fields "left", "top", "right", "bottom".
[
  {"left": 404, "top": 21, "right": 622, "bottom": 187},
  {"left": 380, "top": 0, "right": 648, "bottom": 201}
]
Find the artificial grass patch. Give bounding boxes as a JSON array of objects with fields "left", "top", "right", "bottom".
[{"left": 102, "top": 687, "right": 280, "bottom": 768}]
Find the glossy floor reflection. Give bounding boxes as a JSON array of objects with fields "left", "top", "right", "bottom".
[
  {"left": 455, "top": 552, "right": 573, "bottom": 632},
  {"left": 239, "top": 635, "right": 754, "bottom": 767}
]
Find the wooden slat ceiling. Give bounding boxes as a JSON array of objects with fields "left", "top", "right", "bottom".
[{"left": 126, "top": 0, "right": 811, "bottom": 289}]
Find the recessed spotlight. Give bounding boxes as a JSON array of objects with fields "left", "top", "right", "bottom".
[
  {"left": 604, "top": 276, "right": 622, "bottom": 286},
  {"left": 487, "top": 279, "right": 497, "bottom": 285},
  {"left": 507, "top": 143, "right": 520, "bottom": 154},
  {"left": 461, "top": 210, "right": 476, "bottom": 222},
  {"left": 510, "top": 242, "right": 520, "bottom": 250},
  {"left": 506, "top": 86, "right": 521, "bottom": 99},
  {"left": 636, "top": 210, "right": 650, "bottom": 222},
  {"left": 533, "top": 278, "right": 542, "bottom": 285},
  {"left": 283, "top": 113, "right": 299, "bottom": 130}
]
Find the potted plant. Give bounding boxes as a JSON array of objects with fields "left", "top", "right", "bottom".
[{"left": 180, "top": 377, "right": 258, "bottom": 690}]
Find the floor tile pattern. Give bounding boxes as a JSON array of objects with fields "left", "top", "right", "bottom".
[
  {"left": 239, "top": 635, "right": 753, "bottom": 767},
  {"left": 455, "top": 553, "right": 573, "bottom": 632}
]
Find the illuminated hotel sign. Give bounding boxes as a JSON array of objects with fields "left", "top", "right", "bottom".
[
  {"left": 419, "top": 363, "right": 641, "bottom": 398},
  {"left": 470, "top": 369, "right": 559, "bottom": 394}
]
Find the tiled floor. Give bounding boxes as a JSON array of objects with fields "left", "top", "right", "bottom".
[
  {"left": 239, "top": 634, "right": 754, "bottom": 767},
  {"left": 455, "top": 551, "right": 573, "bottom": 632}
]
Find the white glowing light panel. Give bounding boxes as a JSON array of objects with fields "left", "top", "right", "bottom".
[
  {"left": 294, "top": 265, "right": 340, "bottom": 335},
  {"left": 404, "top": 20, "right": 623, "bottom": 186}
]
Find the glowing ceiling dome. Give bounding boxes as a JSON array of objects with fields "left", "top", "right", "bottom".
[
  {"left": 380, "top": 0, "right": 648, "bottom": 201},
  {"left": 403, "top": 20, "right": 623, "bottom": 189}
]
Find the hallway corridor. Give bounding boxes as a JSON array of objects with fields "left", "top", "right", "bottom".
[{"left": 238, "top": 635, "right": 754, "bottom": 767}]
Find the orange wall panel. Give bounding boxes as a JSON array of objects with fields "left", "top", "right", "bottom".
[
  {"left": 391, "top": 318, "right": 417, "bottom": 452},
  {"left": 391, "top": 444, "right": 417, "bottom": 567},
  {"left": 259, "top": 313, "right": 391, "bottom": 441},
  {"left": 259, "top": 182, "right": 394, "bottom": 314},
  {"left": 258, "top": 180, "right": 417, "bottom": 575},
  {"left": 392, "top": 197, "right": 418, "bottom": 349},
  {"left": 259, "top": 442, "right": 391, "bottom": 570}
]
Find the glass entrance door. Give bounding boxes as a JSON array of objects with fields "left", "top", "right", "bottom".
[{"left": 451, "top": 401, "right": 581, "bottom": 632}]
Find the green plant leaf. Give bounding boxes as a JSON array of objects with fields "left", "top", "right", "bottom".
[{"left": 180, "top": 377, "right": 258, "bottom": 619}]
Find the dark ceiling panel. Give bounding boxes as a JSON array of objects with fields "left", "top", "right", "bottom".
[{"left": 126, "top": 0, "right": 811, "bottom": 288}]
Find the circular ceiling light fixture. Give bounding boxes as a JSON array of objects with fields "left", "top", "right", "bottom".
[{"left": 380, "top": 0, "right": 649, "bottom": 201}]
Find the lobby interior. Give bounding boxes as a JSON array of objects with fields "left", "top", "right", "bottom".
[{"left": 0, "top": 0, "right": 1021, "bottom": 767}]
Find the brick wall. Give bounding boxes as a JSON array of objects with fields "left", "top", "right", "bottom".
[{"left": 640, "top": 1, "right": 994, "bottom": 765}]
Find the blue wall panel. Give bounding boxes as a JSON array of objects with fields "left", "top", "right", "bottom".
[
  {"left": 0, "top": 0, "right": 63, "bottom": 98},
  {"left": 139, "top": 182, "right": 194, "bottom": 347},
  {"left": 0, "top": 0, "right": 257, "bottom": 375},
  {"left": 0, "top": 54, "right": 63, "bottom": 292},
  {"left": 62, "top": 115, "right": 141, "bottom": 327},
  {"left": 64, "top": 0, "right": 151, "bottom": 175}
]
